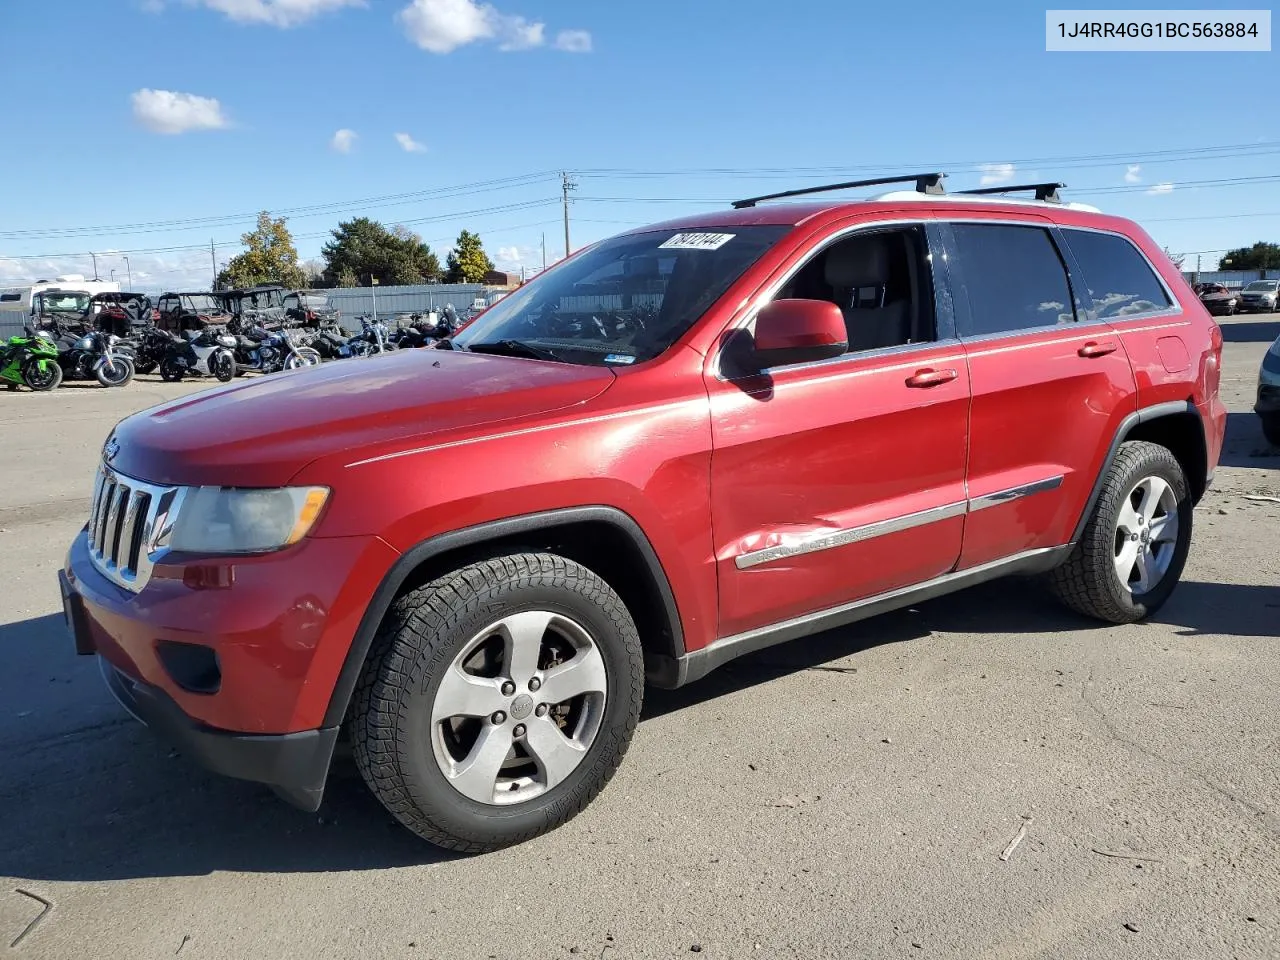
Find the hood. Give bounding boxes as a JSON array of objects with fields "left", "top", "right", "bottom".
[{"left": 109, "top": 349, "right": 615, "bottom": 486}]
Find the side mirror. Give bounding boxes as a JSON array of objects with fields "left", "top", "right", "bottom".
[{"left": 753, "top": 299, "right": 848, "bottom": 368}]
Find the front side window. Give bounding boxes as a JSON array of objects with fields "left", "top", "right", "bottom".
[
  {"left": 1060, "top": 229, "right": 1172, "bottom": 319},
  {"left": 451, "top": 225, "right": 789, "bottom": 365},
  {"left": 949, "top": 224, "right": 1075, "bottom": 337}
]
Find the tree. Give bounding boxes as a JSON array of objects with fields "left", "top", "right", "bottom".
[
  {"left": 215, "top": 211, "right": 307, "bottom": 290},
  {"left": 1220, "top": 242, "right": 1280, "bottom": 271},
  {"left": 321, "top": 217, "right": 442, "bottom": 287},
  {"left": 1162, "top": 247, "right": 1186, "bottom": 270},
  {"left": 445, "top": 230, "right": 495, "bottom": 283}
]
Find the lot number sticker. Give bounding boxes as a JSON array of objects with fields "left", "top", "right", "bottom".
[{"left": 659, "top": 232, "right": 736, "bottom": 251}]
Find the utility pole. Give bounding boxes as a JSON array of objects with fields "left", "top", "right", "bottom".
[
  {"left": 370, "top": 275, "right": 379, "bottom": 325},
  {"left": 561, "top": 171, "right": 577, "bottom": 260},
  {"left": 210, "top": 239, "right": 217, "bottom": 288},
  {"left": 123, "top": 256, "right": 132, "bottom": 289},
  {"left": 90, "top": 252, "right": 99, "bottom": 279},
  {"left": 1196, "top": 254, "right": 1201, "bottom": 284}
]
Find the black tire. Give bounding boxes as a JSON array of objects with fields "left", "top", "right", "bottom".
[
  {"left": 211, "top": 352, "right": 235, "bottom": 383},
  {"left": 95, "top": 356, "right": 135, "bottom": 388},
  {"left": 1262, "top": 413, "right": 1280, "bottom": 448},
  {"left": 1048, "top": 441, "right": 1192, "bottom": 624},
  {"left": 20, "top": 359, "right": 62, "bottom": 391},
  {"left": 159, "top": 358, "right": 184, "bottom": 382},
  {"left": 350, "top": 553, "right": 644, "bottom": 852}
]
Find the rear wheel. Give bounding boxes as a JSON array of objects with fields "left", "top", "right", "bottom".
[
  {"left": 350, "top": 553, "right": 644, "bottom": 851},
  {"left": 1048, "top": 441, "right": 1192, "bottom": 624},
  {"left": 20, "top": 359, "right": 62, "bottom": 392},
  {"left": 1262, "top": 413, "right": 1280, "bottom": 447},
  {"left": 159, "top": 358, "right": 184, "bottom": 382},
  {"left": 95, "top": 356, "right": 135, "bottom": 388}
]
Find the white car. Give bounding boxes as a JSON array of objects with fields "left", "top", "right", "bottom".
[{"left": 1238, "top": 279, "right": 1280, "bottom": 314}]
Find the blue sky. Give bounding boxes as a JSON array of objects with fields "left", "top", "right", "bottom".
[{"left": 1, "top": 0, "right": 1277, "bottom": 290}]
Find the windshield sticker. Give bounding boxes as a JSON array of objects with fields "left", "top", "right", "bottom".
[
  {"left": 659, "top": 232, "right": 736, "bottom": 251},
  {"left": 604, "top": 354, "right": 637, "bottom": 365}
]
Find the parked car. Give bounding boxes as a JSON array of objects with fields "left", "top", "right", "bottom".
[
  {"left": 60, "top": 174, "right": 1226, "bottom": 852},
  {"left": 156, "top": 292, "right": 233, "bottom": 334},
  {"left": 1236, "top": 279, "right": 1280, "bottom": 314},
  {"left": 284, "top": 290, "right": 340, "bottom": 327},
  {"left": 1195, "top": 282, "right": 1238, "bottom": 316},
  {"left": 1257, "top": 331, "right": 1280, "bottom": 445}
]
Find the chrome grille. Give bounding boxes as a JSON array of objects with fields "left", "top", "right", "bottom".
[{"left": 86, "top": 464, "right": 184, "bottom": 592}]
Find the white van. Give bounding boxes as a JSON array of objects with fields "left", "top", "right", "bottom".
[{"left": 0, "top": 276, "right": 120, "bottom": 321}]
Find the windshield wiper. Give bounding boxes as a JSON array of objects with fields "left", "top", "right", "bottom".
[{"left": 465, "top": 339, "right": 565, "bottom": 362}]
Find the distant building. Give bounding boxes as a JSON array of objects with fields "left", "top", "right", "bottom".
[{"left": 483, "top": 270, "right": 521, "bottom": 289}]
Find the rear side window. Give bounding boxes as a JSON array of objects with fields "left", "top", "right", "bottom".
[
  {"left": 1061, "top": 229, "right": 1172, "bottom": 319},
  {"left": 949, "top": 224, "right": 1075, "bottom": 337}
]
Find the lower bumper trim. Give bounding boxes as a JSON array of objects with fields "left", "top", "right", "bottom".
[{"left": 101, "top": 659, "right": 339, "bottom": 812}]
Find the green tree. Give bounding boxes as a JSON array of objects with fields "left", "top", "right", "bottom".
[
  {"left": 1220, "top": 242, "right": 1280, "bottom": 271},
  {"left": 321, "top": 217, "right": 442, "bottom": 287},
  {"left": 445, "top": 229, "right": 495, "bottom": 283},
  {"left": 216, "top": 211, "right": 307, "bottom": 290}
]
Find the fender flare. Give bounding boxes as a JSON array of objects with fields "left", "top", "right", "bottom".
[
  {"left": 321, "top": 505, "right": 685, "bottom": 728},
  {"left": 1069, "top": 399, "right": 1206, "bottom": 545}
]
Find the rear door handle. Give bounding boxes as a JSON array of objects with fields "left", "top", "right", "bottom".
[
  {"left": 1078, "top": 340, "right": 1118, "bottom": 358},
  {"left": 905, "top": 367, "right": 959, "bottom": 388}
]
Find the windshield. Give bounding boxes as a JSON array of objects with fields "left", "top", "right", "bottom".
[
  {"left": 35, "top": 292, "right": 90, "bottom": 314},
  {"left": 451, "top": 225, "right": 789, "bottom": 365},
  {"left": 1243, "top": 281, "right": 1278, "bottom": 292},
  {"left": 182, "top": 295, "right": 221, "bottom": 312}
]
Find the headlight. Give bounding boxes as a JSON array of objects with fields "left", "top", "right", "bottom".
[{"left": 164, "top": 486, "right": 329, "bottom": 554}]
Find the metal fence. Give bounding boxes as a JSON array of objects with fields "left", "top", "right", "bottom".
[
  {"left": 1182, "top": 269, "right": 1280, "bottom": 289},
  {"left": 324, "top": 284, "right": 507, "bottom": 327}
]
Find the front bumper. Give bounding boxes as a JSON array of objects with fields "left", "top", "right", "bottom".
[
  {"left": 100, "top": 655, "right": 339, "bottom": 811},
  {"left": 1238, "top": 299, "right": 1277, "bottom": 313}
]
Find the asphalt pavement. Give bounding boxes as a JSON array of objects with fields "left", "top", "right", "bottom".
[{"left": 1, "top": 323, "right": 1277, "bottom": 960}]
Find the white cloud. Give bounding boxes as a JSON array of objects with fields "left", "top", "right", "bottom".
[
  {"left": 978, "top": 162, "right": 1015, "bottom": 186},
  {"left": 131, "top": 89, "right": 229, "bottom": 134},
  {"left": 0, "top": 251, "right": 215, "bottom": 293},
  {"left": 394, "top": 132, "right": 428, "bottom": 153},
  {"left": 331, "top": 128, "right": 357, "bottom": 153},
  {"left": 1146, "top": 182, "right": 1175, "bottom": 195},
  {"left": 397, "top": 0, "right": 582, "bottom": 53},
  {"left": 554, "top": 29, "right": 592, "bottom": 52},
  {"left": 1124, "top": 164, "right": 1142, "bottom": 184},
  {"left": 184, "top": 0, "right": 365, "bottom": 27}
]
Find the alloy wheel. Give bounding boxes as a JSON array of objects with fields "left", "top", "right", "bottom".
[
  {"left": 430, "top": 610, "right": 608, "bottom": 806},
  {"left": 1113, "top": 475, "right": 1180, "bottom": 594}
]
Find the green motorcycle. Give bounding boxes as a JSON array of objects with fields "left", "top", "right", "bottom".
[{"left": 0, "top": 330, "right": 64, "bottom": 391}]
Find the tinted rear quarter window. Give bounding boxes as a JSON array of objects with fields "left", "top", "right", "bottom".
[
  {"left": 1061, "top": 229, "right": 1172, "bottom": 319},
  {"left": 949, "top": 224, "right": 1075, "bottom": 336}
]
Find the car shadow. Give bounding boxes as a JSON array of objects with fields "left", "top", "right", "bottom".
[
  {"left": 2, "top": 574, "right": 1276, "bottom": 882},
  {"left": 1217, "top": 412, "right": 1280, "bottom": 468},
  {"left": 1217, "top": 316, "right": 1279, "bottom": 343}
]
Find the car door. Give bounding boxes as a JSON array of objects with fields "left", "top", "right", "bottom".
[
  {"left": 938, "top": 217, "right": 1139, "bottom": 569},
  {"left": 706, "top": 222, "right": 972, "bottom": 639}
]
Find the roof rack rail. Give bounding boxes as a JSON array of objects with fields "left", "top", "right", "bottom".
[
  {"left": 732, "top": 172, "right": 946, "bottom": 209},
  {"left": 959, "top": 182, "right": 1066, "bottom": 203}
]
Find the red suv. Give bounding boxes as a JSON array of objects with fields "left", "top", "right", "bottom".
[{"left": 60, "top": 174, "right": 1226, "bottom": 851}]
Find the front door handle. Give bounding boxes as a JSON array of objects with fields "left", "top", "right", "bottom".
[
  {"left": 905, "top": 367, "right": 959, "bottom": 388},
  {"left": 1078, "top": 340, "right": 1118, "bottom": 358}
]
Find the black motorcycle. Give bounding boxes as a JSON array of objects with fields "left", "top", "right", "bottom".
[
  {"left": 306, "top": 321, "right": 354, "bottom": 361},
  {"left": 232, "top": 324, "right": 322, "bottom": 374},
  {"left": 38, "top": 320, "right": 135, "bottom": 388},
  {"left": 347, "top": 316, "right": 396, "bottom": 358},
  {"left": 123, "top": 325, "right": 181, "bottom": 376},
  {"left": 388, "top": 314, "right": 449, "bottom": 349}
]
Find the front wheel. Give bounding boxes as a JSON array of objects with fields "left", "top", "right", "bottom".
[
  {"left": 1047, "top": 441, "right": 1192, "bottom": 624},
  {"left": 159, "top": 358, "right": 184, "bottom": 382},
  {"left": 95, "top": 356, "right": 135, "bottom": 388},
  {"left": 211, "top": 351, "right": 235, "bottom": 383},
  {"left": 350, "top": 553, "right": 644, "bottom": 852},
  {"left": 284, "top": 347, "right": 322, "bottom": 370},
  {"left": 21, "top": 359, "right": 62, "bottom": 392}
]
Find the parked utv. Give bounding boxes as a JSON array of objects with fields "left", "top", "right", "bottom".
[
  {"left": 155, "top": 292, "right": 233, "bottom": 334},
  {"left": 284, "top": 290, "right": 340, "bottom": 327},
  {"left": 219, "top": 285, "right": 289, "bottom": 330}
]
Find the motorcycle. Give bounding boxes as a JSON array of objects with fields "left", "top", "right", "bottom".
[
  {"left": 389, "top": 313, "right": 450, "bottom": 349},
  {"left": 123, "top": 325, "right": 180, "bottom": 376},
  {"left": 0, "top": 330, "right": 63, "bottom": 391},
  {"left": 39, "top": 320, "right": 135, "bottom": 388},
  {"left": 348, "top": 316, "right": 396, "bottom": 358},
  {"left": 306, "top": 320, "right": 355, "bottom": 361},
  {"left": 159, "top": 328, "right": 237, "bottom": 382},
  {"left": 232, "top": 325, "right": 322, "bottom": 374}
]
